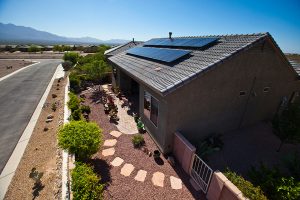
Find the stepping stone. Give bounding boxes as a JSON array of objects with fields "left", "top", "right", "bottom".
[
  {"left": 152, "top": 172, "right": 165, "bottom": 187},
  {"left": 170, "top": 176, "right": 182, "bottom": 190},
  {"left": 110, "top": 130, "right": 122, "bottom": 138},
  {"left": 102, "top": 148, "right": 115, "bottom": 157},
  {"left": 134, "top": 170, "right": 147, "bottom": 182},
  {"left": 103, "top": 139, "right": 117, "bottom": 147},
  {"left": 120, "top": 163, "right": 134, "bottom": 176},
  {"left": 110, "top": 157, "right": 124, "bottom": 167}
]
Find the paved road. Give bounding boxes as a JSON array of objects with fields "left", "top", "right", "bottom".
[{"left": 0, "top": 60, "right": 61, "bottom": 173}]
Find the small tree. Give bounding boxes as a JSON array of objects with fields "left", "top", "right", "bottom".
[
  {"left": 63, "top": 52, "right": 79, "bottom": 65},
  {"left": 273, "top": 101, "right": 300, "bottom": 152},
  {"left": 72, "top": 162, "right": 104, "bottom": 200},
  {"left": 58, "top": 121, "right": 102, "bottom": 160}
]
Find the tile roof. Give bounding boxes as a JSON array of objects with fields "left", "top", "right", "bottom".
[
  {"left": 288, "top": 59, "right": 300, "bottom": 76},
  {"left": 104, "top": 41, "right": 144, "bottom": 56},
  {"left": 109, "top": 33, "right": 295, "bottom": 95}
]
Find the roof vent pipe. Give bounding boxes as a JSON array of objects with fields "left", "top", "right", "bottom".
[{"left": 169, "top": 32, "right": 172, "bottom": 39}]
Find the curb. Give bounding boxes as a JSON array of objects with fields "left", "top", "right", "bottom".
[
  {"left": 0, "top": 61, "right": 40, "bottom": 82},
  {"left": 0, "top": 62, "right": 61, "bottom": 199}
]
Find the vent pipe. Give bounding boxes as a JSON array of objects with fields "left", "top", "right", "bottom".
[
  {"left": 169, "top": 32, "right": 172, "bottom": 39},
  {"left": 132, "top": 38, "right": 135, "bottom": 43}
]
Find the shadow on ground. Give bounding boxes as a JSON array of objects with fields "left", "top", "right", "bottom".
[{"left": 89, "top": 158, "right": 112, "bottom": 188}]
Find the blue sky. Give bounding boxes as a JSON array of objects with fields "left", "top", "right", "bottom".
[{"left": 0, "top": 0, "right": 299, "bottom": 53}]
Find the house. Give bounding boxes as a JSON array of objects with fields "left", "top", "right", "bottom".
[{"left": 107, "top": 32, "right": 300, "bottom": 154}]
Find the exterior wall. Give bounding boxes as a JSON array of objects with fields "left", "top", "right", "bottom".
[
  {"left": 164, "top": 40, "right": 299, "bottom": 152},
  {"left": 139, "top": 84, "right": 168, "bottom": 153}
]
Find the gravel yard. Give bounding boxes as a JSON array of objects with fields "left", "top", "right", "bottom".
[
  {"left": 0, "top": 59, "right": 33, "bottom": 78},
  {"left": 5, "top": 77, "right": 67, "bottom": 200},
  {"left": 81, "top": 85, "right": 204, "bottom": 200}
]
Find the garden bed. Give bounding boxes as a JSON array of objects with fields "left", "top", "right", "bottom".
[
  {"left": 5, "top": 77, "right": 67, "bottom": 200},
  {"left": 79, "top": 85, "right": 204, "bottom": 200}
]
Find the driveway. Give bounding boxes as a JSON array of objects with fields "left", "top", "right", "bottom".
[{"left": 0, "top": 59, "right": 61, "bottom": 173}]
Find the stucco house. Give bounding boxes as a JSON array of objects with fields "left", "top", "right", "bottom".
[{"left": 106, "top": 32, "right": 300, "bottom": 154}]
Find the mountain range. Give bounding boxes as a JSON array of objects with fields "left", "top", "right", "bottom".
[{"left": 0, "top": 23, "right": 129, "bottom": 45}]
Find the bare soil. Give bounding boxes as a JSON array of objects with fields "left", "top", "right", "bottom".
[
  {"left": 0, "top": 52, "right": 63, "bottom": 59},
  {"left": 81, "top": 85, "right": 204, "bottom": 200},
  {"left": 0, "top": 59, "right": 33, "bottom": 78},
  {"left": 5, "top": 77, "right": 67, "bottom": 200}
]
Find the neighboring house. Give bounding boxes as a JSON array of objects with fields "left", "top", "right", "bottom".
[
  {"left": 107, "top": 32, "right": 300, "bottom": 154},
  {"left": 104, "top": 39, "right": 144, "bottom": 58}
]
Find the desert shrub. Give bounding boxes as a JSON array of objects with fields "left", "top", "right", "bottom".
[
  {"left": 69, "top": 72, "right": 81, "bottom": 93},
  {"left": 71, "top": 109, "right": 82, "bottom": 121},
  {"left": 62, "top": 61, "right": 73, "bottom": 71},
  {"left": 52, "top": 94, "right": 57, "bottom": 98},
  {"left": 51, "top": 103, "right": 57, "bottom": 111},
  {"left": 28, "top": 45, "right": 41, "bottom": 52},
  {"left": 63, "top": 52, "right": 79, "bottom": 65},
  {"left": 224, "top": 169, "right": 267, "bottom": 200},
  {"left": 58, "top": 121, "right": 103, "bottom": 160},
  {"left": 248, "top": 163, "right": 300, "bottom": 200},
  {"left": 68, "top": 92, "right": 80, "bottom": 111},
  {"left": 132, "top": 134, "right": 145, "bottom": 148},
  {"left": 71, "top": 162, "right": 104, "bottom": 200},
  {"left": 81, "top": 105, "right": 91, "bottom": 114}
]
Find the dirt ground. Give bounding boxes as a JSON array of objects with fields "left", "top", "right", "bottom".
[
  {"left": 207, "top": 122, "right": 300, "bottom": 177},
  {"left": 0, "top": 59, "right": 33, "bottom": 78},
  {"left": 81, "top": 85, "right": 204, "bottom": 200},
  {"left": 0, "top": 52, "right": 63, "bottom": 59},
  {"left": 5, "top": 77, "right": 67, "bottom": 200}
]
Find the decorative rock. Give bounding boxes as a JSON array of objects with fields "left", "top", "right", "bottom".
[
  {"left": 102, "top": 148, "right": 115, "bottom": 157},
  {"left": 120, "top": 163, "right": 134, "bottom": 176},
  {"left": 47, "top": 114, "right": 54, "bottom": 119},
  {"left": 95, "top": 100, "right": 101, "bottom": 104},
  {"left": 170, "top": 176, "right": 182, "bottom": 190},
  {"left": 109, "top": 130, "right": 122, "bottom": 138},
  {"left": 134, "top": 170, "right": 147, "bottom": 182},
  {"left": 46, "top": 119, "right": 53, "bottom": 123},
  {"left": 110, "top": 157, "right": 124, "bottom": 167},
  {"left": 152, "top": 172, "right": 165, "bottom": 187},
  {"left": 103, "top": 139, "right": 117, "bottom": 147}
]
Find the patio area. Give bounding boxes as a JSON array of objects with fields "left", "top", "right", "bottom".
[
  {"left": 206, "top": 122, "right": 300, "bottom": 177},
  {"left": 80, "top": 84, "right": 204, "bottom": 200}
]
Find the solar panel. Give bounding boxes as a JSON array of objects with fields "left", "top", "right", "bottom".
[
  {"left": 144, "top": 37, "right": 219, "bottom": 48},
  {"left": 126, "top": 47, "right": 191, "bottom": 63}
]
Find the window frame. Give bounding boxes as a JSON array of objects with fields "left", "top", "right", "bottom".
[{"left": 143, "top": 91, "right": 159, "bottom": 127}]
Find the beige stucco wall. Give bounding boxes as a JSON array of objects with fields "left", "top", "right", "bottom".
[{"left": 164, "top": 40, "right": 299, "bottom": 152}]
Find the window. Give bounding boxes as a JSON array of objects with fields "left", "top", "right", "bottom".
[
  {"left": 144, "top": 91, "right": 158, "bottom": 126},
  {"left": 263, "top": 87, "right": 270, "bottom": 92},
  {"left": 240, "top": 91, "right": 246, "bottom": 96}
]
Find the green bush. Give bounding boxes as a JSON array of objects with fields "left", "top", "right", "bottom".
[
  {"left": 71, "top": 109, "right": 83, "bottom": 121},
  {"left": 71, "top": 162, "right": 104, "bottom": 200},
  {"left": 248, "top": 163, "right": 300, "bottom": 200},
  {"left": 58, "top": 121, "right": 102, "bottom": 160},
  {"left": 28, "top": 45, "right": 41, "bottom": 52},
  {"left": 132, "top": 134, "right": 144, "bottom": 148},
  {"left": 63, "top": 52, "right": 79, "bottom": 65},
  {"left": 81, "top": 105, "right": 91, "bottom": 114},
  {"left": 68, "top": 92, "right": 80, "bottom": 111},
  {"left": 224, "top": 169, "right": 267, "bottom": 200},
  {"left": 62, "top": 61, "right": 73, "bottom": 71}
]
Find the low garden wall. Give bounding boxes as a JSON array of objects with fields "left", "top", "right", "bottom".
[{"left": 206, "top": 171, "right": 246, "bottom": 200}]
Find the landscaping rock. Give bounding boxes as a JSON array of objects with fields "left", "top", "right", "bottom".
[
  {"left": 95, "top": 100, "right": 101, "bottom": 104},
  {"left": 167, "top": 156, "right": 175, "bottom": 166},
  {"left": 46, "top": 119, "right": 53, "bottom": 123},
  {"left": 47, "top": 114, "right": 54, "bottom": 119}
]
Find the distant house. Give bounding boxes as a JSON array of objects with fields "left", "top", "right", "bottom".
[
  {"left": 107, "top": 32, "right": 300, "bottom": 154},
  {"left": 104, "top": 40, "right": 144, "bottom": 58}
]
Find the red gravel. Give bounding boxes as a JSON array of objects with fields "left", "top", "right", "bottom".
[{"left": 81, "top": 86, "right": 205, "bottom": 200}]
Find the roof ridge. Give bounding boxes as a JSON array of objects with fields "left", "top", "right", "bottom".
[{"left": 150, "top": 32, "right": 268, "bottom": 39}]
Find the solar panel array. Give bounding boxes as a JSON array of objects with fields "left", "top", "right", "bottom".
[
  {"left": 144, "top": 37, "right": 219, "bottom": 48},
  {"left": 126, "top": 47, "right": 191, "bottom": 63}
]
